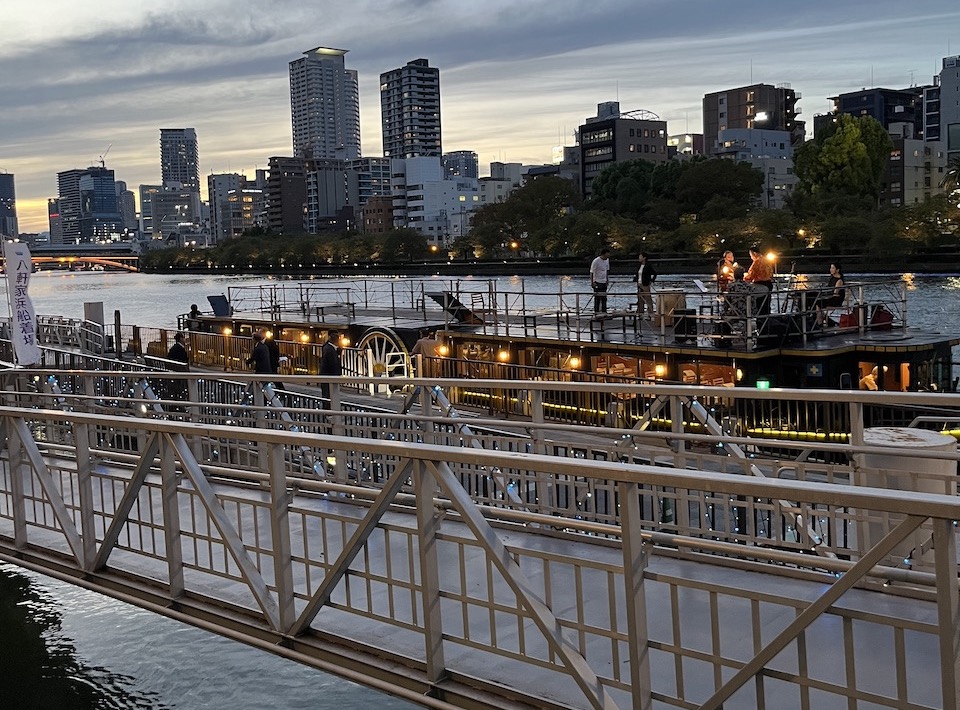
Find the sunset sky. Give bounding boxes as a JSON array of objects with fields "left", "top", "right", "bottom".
[{"left": 1, "top": 0, "right": 957, "bottom": 232}]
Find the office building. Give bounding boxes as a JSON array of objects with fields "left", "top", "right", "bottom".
[
  {"left": 160, "top": 128, "right": 200, "bottom": 191},
  {"left": 668, "top": 133, "right": 705, "bottom": 157},
  {"left": 390, "top": 157, "right": 478, "bottom": 245},
  {"left": 54, "top": 167, "right": 123, "bottom": 243},
  {"left": 578, "top": 102, "right": 668, "bottom": 197},
  {"left": 208, "top": 173, "right": 246, "bottom": 243},
  {"left": 381, "top": 59, "right": 441, "bottom": 159},
  {"left": 0, "top": 172, "right": 17, "bottom": 238},
  {"left": 138, "top": 185, "right": 162, "bottom": 237},
  {"left": 703, "top": 83, "right": 804, "bottom": 155},
  {"left": 289, "top": 47, "right": 361, "bottom": 160},
  {"left": 930, "top": 56, "right": 960, "bottom": 160},
  {"left": 814, "top": 87, "right": 927, "bottom": 139}
]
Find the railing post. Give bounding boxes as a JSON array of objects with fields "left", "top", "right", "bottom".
[
  {"left": 159, "top": 434, "right": 185, "bottom": 598},
  {"left": 269, "top": 442, "right": 296, "bottom": 632},
  {"left": 415, "top": 459, "right": 448, "bottom": 686},
  {"left": 619, "top": 481, "right": 652, "bottom": 710},
  {"left": 75, "top": 422, "right": 97, "bottom": 571},
  {"left": 934, "top": 518, "right": 960, "bottom": 710},
  {"left": 7, "top": 415, "right": 28, "bottom": 548},
  {"left": 330, "top": 383, "right": 348, "bottom": 483}
]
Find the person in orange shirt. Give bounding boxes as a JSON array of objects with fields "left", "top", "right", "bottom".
[{"left": 744, "top": 245, "right": 774, "bottom": 314}]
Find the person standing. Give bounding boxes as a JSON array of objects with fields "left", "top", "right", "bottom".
[
  {"left": 744, "top": 245, "right": 774, "bottom": 315},
  {"left": 264, "top": 330, "right": 281, "bottom": 374},
  {"left": 167, "top": 332, "right": 189, "bottom": 370},
  {"left": 634, "top": 252, "right": 657, "bottom": 318},
  {"left": 589, "top": 248, "right": 611, "bottom": 314},
  {"left": 319, "top": 331, "right": 342, "bottom": 404},
  {"left": 246, "top": 331, "right": 272, "bottom": 374}
]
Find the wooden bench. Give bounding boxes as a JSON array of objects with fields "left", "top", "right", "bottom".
[{"left": 589, "top": 310, "right": 639, "bottom": 334}]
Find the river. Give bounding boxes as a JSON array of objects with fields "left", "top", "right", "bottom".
[{"left": 1, "top": 268, "right": 959, "bottom": 709}]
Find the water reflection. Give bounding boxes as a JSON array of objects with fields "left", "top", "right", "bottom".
[{"left": 0, "top": 565, "right": 166, "bottom": 709}]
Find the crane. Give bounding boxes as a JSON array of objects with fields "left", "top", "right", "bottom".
[{"left": 97, "top": 143, "right": 113, "bottom": 168}]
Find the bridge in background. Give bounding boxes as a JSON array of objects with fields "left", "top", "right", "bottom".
[
  {"left": 1, "top": 361, "right": 960, "bottom": 709},
  {"left": 31, "top": 255, "right": 140, "bottom": 272}
]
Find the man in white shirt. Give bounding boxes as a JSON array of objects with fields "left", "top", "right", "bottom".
[{"left": 590, "top": 248, "right": 611, "bottom": 313}]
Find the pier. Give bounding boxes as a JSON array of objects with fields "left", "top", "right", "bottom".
[{"left": 1, "top": 359, "right": 960, "bottom": 708}]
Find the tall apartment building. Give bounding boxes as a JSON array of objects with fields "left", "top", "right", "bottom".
[
  {"left": 703, "top": 83, "right": 804, "bottom": 156},
  {"left": 380, "top": 58, "right": 441, "bottom": 158},
  {"left": 0, "top": 172, "right": 17, "bottom": 238},
  {"left": 578, "top": 102, "right": 668, "bottom": 197},
  {"left": 289, "top": 47, "right": 360, "bottom": 160},
  {"left": 160, "top": 128, "right": 200, "bottom": 191},
  {"left": 54, "top": 167, "right": 123, "bottom": 243}
]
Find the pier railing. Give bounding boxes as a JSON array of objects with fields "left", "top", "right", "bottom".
[
  {"left": 0, "top": 392, "right": 958, "bottom": 709},
  {"left": 4, "top": 368, "right": 958, "bottom": 568}
]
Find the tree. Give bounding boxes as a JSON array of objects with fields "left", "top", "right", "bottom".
[
  {"left": 941, "top": 155, "right": 960, "bottom": 193},
  {"left": 794, "top": 114, "right": 892, "bottom": 203},
  {"left": 674, "top": 159, "right": 764, "bottom": 219}
]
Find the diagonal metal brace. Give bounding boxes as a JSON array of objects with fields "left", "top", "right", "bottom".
[
  {"left": 167, "top": 431, "right": 282, "bottom": 631},
  {"left": 290, "top": 457, "right": 416, "bottom": 637},
  {"left": 701, "top": 513, "right": 927, "bottom": 710},
  {"left": 428, "top": 459, "right": 620, "bottom": 710}
]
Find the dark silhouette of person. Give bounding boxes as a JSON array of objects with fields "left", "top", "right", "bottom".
[
  {"left": 264, "top": 330, "right": 281, "bottom": 374},
  {"left": 246, "top": 331, "right": 272, "bottom": 374},
  {"left": 167, "top": 332, "right": 189, "bottom": 368},
  {"left": 319, "top": 331, "right": 342, "bottom": 404}
]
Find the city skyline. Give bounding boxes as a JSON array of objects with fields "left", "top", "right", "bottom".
[{"left": 1, "top": 0, "right": 957, "bottom": 233}]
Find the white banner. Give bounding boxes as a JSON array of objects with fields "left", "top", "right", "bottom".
[{"left": 3, "top": 241, "right": 42, "bottom": 366}]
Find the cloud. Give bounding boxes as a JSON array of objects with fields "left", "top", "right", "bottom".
[{"left": 1, "top": 0, "right": 958, "bottom": 231}]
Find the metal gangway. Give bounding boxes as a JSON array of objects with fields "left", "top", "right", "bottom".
[{"left": 1, "top": 369, "right": 960, "bottom": 709}]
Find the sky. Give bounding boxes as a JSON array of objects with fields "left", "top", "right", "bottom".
[{"left": 1, "top": 0, "right": 957, "bottom": 233}]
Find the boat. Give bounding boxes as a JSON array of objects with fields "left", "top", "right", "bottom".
[{"left": 184, "top": 275, "right": 958, "bottom": 392}]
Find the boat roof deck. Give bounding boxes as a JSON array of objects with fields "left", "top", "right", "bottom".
[{"left": 213, "top": 279, "right": 960, "bottom": 356}]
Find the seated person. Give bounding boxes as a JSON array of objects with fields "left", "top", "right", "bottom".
[
  {"left": 717, "top": 268, "right": 761, "bottom": 342},
  {"left": 815, "top": 262, "right": 846, "bottom": 327}
]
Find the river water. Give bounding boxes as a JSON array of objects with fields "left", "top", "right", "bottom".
[{"left": 2, "top": 268, "right": 960, "bottom": 709}]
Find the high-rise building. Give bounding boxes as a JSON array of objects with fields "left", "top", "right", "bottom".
[
  {"left": 114, "top": 180, "right": 138, "bottom": 232},
  {"left": 54, "top": 167, "right": 123, "bottom": 243},
  {"left": 380, "top": 58, "right": 442, "bottom": 159},
  {"left": 208, "top": 173, "right": 246, "bottom": 243},
  {"left": 703, "top": 83, "right": 804, "bottom": 155},
  {"left": 0, "top": 172, "right": 17, "bottom": 238},
  {"left": 139, "top": 185, "right": 162, "bottom": 237},
  {"left": 578, "top": 102, "right": 668, "bottom": 197},
  {"left": 442, "top": 151, "right": 478, "bottom": 180},
  {"left": 160, "top": 128, "right": 200, "bottom": 191},
  {"left": 289, "top": 47, "right": 361, "bottom": 160}
]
